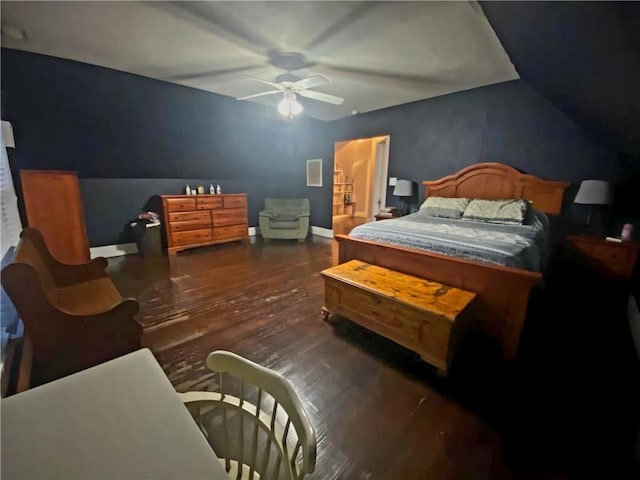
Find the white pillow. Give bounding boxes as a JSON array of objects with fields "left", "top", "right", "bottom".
[
  {"left": 461, "top": 199, "right": 530, "bottom": 224},
  {"left": 419, "top": 197, "right": 470, "bottom": 219}
]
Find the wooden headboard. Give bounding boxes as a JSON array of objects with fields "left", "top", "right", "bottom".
[{"left": 423, "top": 162, "right": 570, "bottom": 215}]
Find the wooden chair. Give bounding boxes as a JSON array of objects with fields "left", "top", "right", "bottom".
[
  {"left": 1, "top": 228, "right": 142, "bottom": 387},
  {"left": 179, "top": 351, "right": 317, "bottom": 480}
]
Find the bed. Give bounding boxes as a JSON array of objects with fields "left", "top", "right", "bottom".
[{"left": 335, "top": 162, "right": 570, "bottom": 363}]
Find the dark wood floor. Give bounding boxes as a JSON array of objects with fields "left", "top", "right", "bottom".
[{"left": 107, "top": 236, "right": 640, "bottom": 480}]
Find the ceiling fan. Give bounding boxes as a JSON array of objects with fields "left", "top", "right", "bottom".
[{"left": 236, "top": 72, "right": 344, "bottom": 118}]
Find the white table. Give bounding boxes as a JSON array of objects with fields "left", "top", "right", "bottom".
[{"left": 1, "top": 348, "right": 228, "bottom": 479}]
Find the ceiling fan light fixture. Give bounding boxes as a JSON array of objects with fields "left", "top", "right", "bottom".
[{"left": 277, "top": 92, "right": 303, "bottom": 118}]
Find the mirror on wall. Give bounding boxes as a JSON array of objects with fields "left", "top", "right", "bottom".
[{"left": 306, "top": 159, "right": 322, "bottom": 187}]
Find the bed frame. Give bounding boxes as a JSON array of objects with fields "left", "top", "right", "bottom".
[{"left": 335, "top": 162, "right": 570, "bottom": 363}]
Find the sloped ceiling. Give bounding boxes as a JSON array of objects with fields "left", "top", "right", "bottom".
[
  {"left": 481, "top": 1, "right": 640, "bottom": 155},
  {"left": 0, "top": 1, "right": 518, "bottom": 122}
]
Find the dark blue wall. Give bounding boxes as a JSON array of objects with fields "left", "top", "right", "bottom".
[
  {"left": 1, "top": 48, "right": 330, "bottom": 246},
  {"left": 2, "top": 48, "right": 620, "bottom": 245},
  {"left": 328, "top": 80, "right": 619, "bottom": 234}
]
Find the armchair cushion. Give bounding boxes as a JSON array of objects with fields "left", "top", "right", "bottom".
[{"left": 258, "top": 209, "right": 278, "bottom": 220}]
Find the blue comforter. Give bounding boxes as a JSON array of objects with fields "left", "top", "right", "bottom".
[{"left": 349, "top": 209, "right": 551, "bottom": 272}]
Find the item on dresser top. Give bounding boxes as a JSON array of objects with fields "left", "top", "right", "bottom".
[
  {"left": 622, "top": 223, "right": 634, "bottom": 242},
  {"left": 216, "top": 184, "right": 222, "bottom": 194},
  {"left": 197, "top": 186, "right": 205, "bottom": 194},
  {"left": 186, "top": 184, "right": 191, "bottom": 195},
  {"left": 210, "top": 184, "right": 215, "bottom": 194}
]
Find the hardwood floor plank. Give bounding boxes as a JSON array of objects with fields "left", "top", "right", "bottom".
[{"left": 107, "top": 236, "right": 574, "bottom": 479}]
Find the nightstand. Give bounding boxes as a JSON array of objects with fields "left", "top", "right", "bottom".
[
  {"left": 374, "top": 212, "right": 404, "bottom": 221},
  {"left": 565, "top": 235, "right": 639, "bottom": 280}
]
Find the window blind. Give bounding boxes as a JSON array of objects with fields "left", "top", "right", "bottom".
[{"left": 0, "top": 140, "right": 22, "bottom": 258}]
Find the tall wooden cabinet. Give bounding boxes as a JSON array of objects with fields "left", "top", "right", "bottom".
[
  {"left": 20, "top": 170, "right": 90, "bottom": 265},
  {"left": 161, "top": 194, "right": 248, "bottom": 255}
]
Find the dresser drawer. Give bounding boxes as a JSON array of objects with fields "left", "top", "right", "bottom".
[
  {"left": 170, "top": 218, "right": 212, "bottom": 233},
  {"left": 165, "top": 198, "right": 196, "bottom": 212},
  {"left": 171, "top": 229, "right": 212, "bottom": 246},
  {"left": 588, "top": 246, "right": 629, "bottom": 264},
  {"left": 223, "top": 196, "right": 246, "bottom": 209},
  {"left": 212, "top": 208, "right": 247, "bottom": 227},
  {"left": 197, "top": 196, "right": 223, "bottom": 210},
  {"left": 213, "top": 224, "right": 247, "bottom": 240},
  {"left": 168, "top": 211, "right": 211, "bottom": 223}
]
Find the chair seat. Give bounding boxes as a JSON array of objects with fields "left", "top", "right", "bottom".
[
  {"left": 273, "top": 214, "right": 299, "bottom": 222},
  {"left": 269, "top": 220, "right": 300, "bottom": 229},
  {"left": 55, "top": 278, "right": 123, "bottom": 315}
]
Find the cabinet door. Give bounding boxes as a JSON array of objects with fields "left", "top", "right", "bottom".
[{"left": 20, "top": 170, "right": 90, "bottom": 264}]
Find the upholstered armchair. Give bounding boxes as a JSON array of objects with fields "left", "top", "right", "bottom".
[{"left": 259, "top": 198, "right": 310, "bottom": 241}]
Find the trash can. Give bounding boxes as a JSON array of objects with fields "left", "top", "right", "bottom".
[{"left": 131, "top": 220, "right": 163, "bottom": 257}]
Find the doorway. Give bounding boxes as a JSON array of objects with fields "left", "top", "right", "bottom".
[{"left": 332, "top": 135, "right": 390, "bottom": 235}]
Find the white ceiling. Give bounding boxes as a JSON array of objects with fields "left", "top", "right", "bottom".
[{"left": 1, "top": 1, "right": 519, "bottom": 121}]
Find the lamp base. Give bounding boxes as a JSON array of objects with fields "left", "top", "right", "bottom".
[{"left": 401, "top": 200, "right": 410, "bottom": 216}]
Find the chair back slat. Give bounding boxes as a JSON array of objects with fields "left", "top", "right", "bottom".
[
  {"left": 260, "top": 434, "right": 272, "bottom": 477},
  {"left": 291, "top": 441, "right": 302, "bottom": 480},
  {"left": 272, "top": 455, "right": 282, "bottom": 480},
  {"left": 249, "top": 387, "right": 262, "bottom": 479}
]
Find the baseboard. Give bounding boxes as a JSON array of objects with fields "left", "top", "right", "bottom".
[
  {"left": 90, "top": 226, "right": 328, "bottom": 259},
  {"left": 91, "top": 227, "right": 259, "bottom": 258},
  {"left": 90, "top": 243, "right": 139, "bottom": 259},
  {"left": 310, "top": 226, "right": 334, "bottom": 239}
]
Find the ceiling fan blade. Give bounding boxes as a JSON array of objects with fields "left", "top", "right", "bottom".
[
  {"left": 292, "top": 75, "right": 328, "bottom": 90},
  {"left": 303, "top": 3, "right": 380, "bottom": 51},
  {"left": 319, "top": 63, "right": 453, "bottom": 89},
  {"left": 165, "top": 64, "right": 263, "bottom": 82},
  {"left": 236, "top": 90, "right": 282, "bottom": 101},
  {"left": 239, "top": 74, "right": 284, "bottom": 90},
  {"left": 298, "top": 89, "right": 344, "bottom": 105}
]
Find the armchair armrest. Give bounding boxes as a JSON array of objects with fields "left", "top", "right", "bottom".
[
  {"left": 294, "top": 210, "right": 310, "bottom": 219},
  {"left": 259, "top": 210, "right": 278, "bottom": 220},
  {"left": 51, "top": 257, "right": 109, "bottom": 287},
  {"left": 18, "top": 228, "right": 108, "bottom": 287}
]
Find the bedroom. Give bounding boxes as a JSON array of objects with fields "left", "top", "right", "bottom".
[{"left": 1, "top": 1, "right": 639, "bottom": 479}]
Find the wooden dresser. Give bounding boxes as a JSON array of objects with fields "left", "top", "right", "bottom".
[
  {"left": 161, "top": 194, "right": 248, "bottom": 255},
  {"left": 566, "top": 235, "right": 639, "bottom": 280}
]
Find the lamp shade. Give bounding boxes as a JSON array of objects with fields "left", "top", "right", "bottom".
[
  {"left": 277, "top": 92, "right": 303, "bottom": 118},
  {"left": 393, "top": 179, "right": 413, "bottom": 197},
  {"left": 574, "top": 180, "right": 612, "bottom": 205}
]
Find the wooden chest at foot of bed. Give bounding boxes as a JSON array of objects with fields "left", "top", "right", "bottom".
[{"left": 321, "top": 260, "right": 476, "bottom": 374}]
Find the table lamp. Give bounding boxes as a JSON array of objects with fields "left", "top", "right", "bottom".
[
  {"left": 393, "top": 179, "right": 414, "bottom": 215},
  {"left": 574, "top": 179, "right": 612, "bottom": 233}
]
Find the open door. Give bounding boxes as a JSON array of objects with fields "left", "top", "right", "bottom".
[{"left": 332, "top": 135, "right": 390, "bottom": 235}]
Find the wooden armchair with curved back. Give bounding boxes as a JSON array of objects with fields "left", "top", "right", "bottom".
[{"left": 1, "top": 228, "right": 142, "bottom": 387}]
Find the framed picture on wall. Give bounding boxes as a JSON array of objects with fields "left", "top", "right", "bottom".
[{"left": 306, "top": 159, "right": 322, "bottom": 187}]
